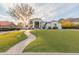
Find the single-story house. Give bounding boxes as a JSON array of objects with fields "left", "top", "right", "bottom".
[{"left": 29, "top": 18, "right": 62, "bottom": 29}]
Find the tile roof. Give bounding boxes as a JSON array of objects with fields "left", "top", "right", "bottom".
[{"left": 0, "top": 21, "right": 16, "bottom": 27}]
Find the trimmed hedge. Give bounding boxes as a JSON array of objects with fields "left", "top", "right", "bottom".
[
  {"left": 62, "top": 26, "right": 79, "bottom": 29},
  {"left": 0, "top": 27, "right": 20, "bottom": 31}
]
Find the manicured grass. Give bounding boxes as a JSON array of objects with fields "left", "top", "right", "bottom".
[
  {"left": 23, "top": 30, "right": 79, "bottom": 53},
  {"left": 0, "top": 30, "right": 27, "bottom": 52}
]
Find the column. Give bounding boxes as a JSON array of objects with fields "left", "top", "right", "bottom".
[
  {"left": 32, "top": 21, "right": 35, "bottom": 29},
  {"left": 40, "top": 21, "right": 42, "bottom": 29},
  {"left": 39, "top": 21, "right": 40, "bottom": 29},
  {"left": 39, "top": 21, "right": 42, "bottom": 29}
]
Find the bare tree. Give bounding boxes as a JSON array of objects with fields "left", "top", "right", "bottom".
[{"left": 8, "top": 3, "right": 34, "bottom": 28}]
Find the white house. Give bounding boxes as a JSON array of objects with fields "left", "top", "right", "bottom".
[{"left": 29, "top": 18, "right": 62, "bottom": 29}]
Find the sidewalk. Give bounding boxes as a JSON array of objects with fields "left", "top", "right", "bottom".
[{"left": 0, "top": 30, "right": 36, "bottom": 54}]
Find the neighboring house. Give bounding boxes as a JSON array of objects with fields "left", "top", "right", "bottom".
[
  {"left": 0, "top": 21, "right": 16, "bottom": 28},
  {"left": 29, "top": 18, "right": 62, "bottom": 29}
]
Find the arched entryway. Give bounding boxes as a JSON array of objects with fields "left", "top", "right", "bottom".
[
  {"left": 34, "top": 21, "right": 40, "bottom": 29},
  {"left": 53, "top": 23, "right": 58, "bottom": 29},
  {"left": 29, "top": 18, "right": 42, "bottom": 29}
]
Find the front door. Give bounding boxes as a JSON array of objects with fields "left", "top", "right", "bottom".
[
  {"left": 53, "top": 23, "right": 58, "bottom": 29},
  {"left": 34, "top": 21, "right": 39, "bottom": 29}
]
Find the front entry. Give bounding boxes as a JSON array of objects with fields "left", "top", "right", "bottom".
[
  {"left": 34, "top": 21, "right": 40, "bottom": 29},
  {"left": 53, "top": 23, "right": 58, "bottom": 29}
]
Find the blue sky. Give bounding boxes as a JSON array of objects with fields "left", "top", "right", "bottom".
[
  {"left": 31, "top": 3, "right": 79, "bottom": 20},
  {"left": 0, "top": 3, "right": 15, "bottom": 22},
  {"left": 0, "top": 3, "right": 79, "bottom": 22}
]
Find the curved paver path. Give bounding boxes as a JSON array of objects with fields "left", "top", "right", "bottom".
[{"left": 3, "top": 30, "right": 36, "bottom": 54}]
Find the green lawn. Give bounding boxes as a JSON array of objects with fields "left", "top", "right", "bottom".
[
  {"left": 23, "top": 30, "right": 79, "bottom": 53},
  {"left": 0, "top": 30, "right": 27, "bottom": 52}
]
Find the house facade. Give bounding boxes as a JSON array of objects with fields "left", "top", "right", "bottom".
[{"left": 29, "top": 18, "right": 62, "bottom": 29}]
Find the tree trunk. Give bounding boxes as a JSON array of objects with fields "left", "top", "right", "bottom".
[
  {"left": 22, "top": 20, "right": 26, "bottom": 29},
  {"left": 26, "top": 19, "right": 30, "bottom": 29}
]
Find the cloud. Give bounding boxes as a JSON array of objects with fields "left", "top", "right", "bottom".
[
  {"left": 0, "top": 3, "right": 79, "bottom": 21},
  {"left": 30, "top": 3, "right": 79, "bottom": 20},
  {"left": 0, "top": 14, "right": 15, "bottom": 21}
]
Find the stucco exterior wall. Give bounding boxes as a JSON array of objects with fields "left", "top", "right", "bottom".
[{"left": 29, "top": 19, "right": 62, "bottom": 29}]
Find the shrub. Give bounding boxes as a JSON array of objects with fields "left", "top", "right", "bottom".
[{"left": 0, "top": 27, "right": 17, "bottom": 31}]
